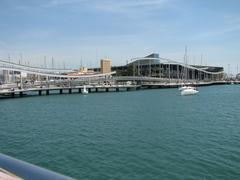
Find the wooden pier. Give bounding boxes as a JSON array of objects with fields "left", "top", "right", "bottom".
[{"left": 0, "top": 85, "right": 141, "bottom": 98}]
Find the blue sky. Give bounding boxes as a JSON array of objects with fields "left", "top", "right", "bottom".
[{"left": 0, "top": 0, "right": 240, "bottom": 74}]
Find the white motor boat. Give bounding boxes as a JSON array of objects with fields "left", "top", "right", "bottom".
[
  {"left": 181, "top": 88, "right": 199, "bottom": 96},
  {"left": 82, "top": 85, "right": 88, "bottom": 95}
]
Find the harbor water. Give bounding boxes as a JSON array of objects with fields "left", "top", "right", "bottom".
[{"left": 0, "top": 85, "right": 240, "bottom": 179}]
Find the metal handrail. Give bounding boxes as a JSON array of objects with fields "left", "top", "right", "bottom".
[
  {"left": 0, "top": 66, "right": 116, "bottom": 78},
  {"left": 0, "top": 153, "right": 74, "bottom": 180}
]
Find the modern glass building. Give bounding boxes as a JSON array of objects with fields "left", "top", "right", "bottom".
[
  {"left": 94, "top": 53, "right": 224, "bottom": 81},
  {"left": 127, "top": 53, "right": 161, "bottom": 77}
]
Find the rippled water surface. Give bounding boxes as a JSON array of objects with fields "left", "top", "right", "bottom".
[{"left": 1, "top": 85, "right": 240, "bottom": 179}]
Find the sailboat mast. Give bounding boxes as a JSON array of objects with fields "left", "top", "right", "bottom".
[{"left": 184, "top": 45, "right": 188, "bottom": 81}]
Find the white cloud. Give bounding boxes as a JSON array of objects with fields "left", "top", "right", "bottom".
[
  {"left": 90, "top": 0, "right": 171, "bottom": 10},
  {"left": 47, "top": 0, "right": 171, "bottom": 7},
  {"left": 46, "top": 0, "right": 87, "bottom": 7},
  {"left": 45, "top": 0, "right": 177, "bottom": 18},
  {"left": 192, "top": 24, "right": 240, "bottom": 41}
]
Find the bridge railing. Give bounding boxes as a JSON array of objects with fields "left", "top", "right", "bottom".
[{"left": 0, "top": 59, "right": 74, "bottom": 73}]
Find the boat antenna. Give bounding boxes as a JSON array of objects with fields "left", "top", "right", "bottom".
[{"left": 184, "top": 45, "right": 188, "bottom": 81}]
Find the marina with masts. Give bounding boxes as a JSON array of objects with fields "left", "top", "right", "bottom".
[{"left": 0, "top": 53, "right": 239, "bottom": 98}]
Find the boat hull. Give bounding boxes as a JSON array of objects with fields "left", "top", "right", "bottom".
[
  {"left": 181, "top": 89, "right": 199, "bottom": 96},
  {"left": 82, "top": 91, "right": 88, "bottom": 95},
  {"left": 82, "top": 85, "right": 88, "bottom": 95}
]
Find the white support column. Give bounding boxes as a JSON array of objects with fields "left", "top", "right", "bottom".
[
  {"left": 169, "top": 64, "right": 171, "bottom": 83},
  {"left": 176, "top": 65, "right": 178, "bottom": 80}
]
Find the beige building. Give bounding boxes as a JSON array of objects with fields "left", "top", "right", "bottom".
[
  {"left": 79, "top": 67, "right": 89, "bottom": 73},
  {"left": 100, "top": 59, "right": 112, "bottom": 74}
]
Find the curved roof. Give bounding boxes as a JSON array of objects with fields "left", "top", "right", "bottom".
[{"left": 129, "top": 55, "right": 223, "bottom": 75}]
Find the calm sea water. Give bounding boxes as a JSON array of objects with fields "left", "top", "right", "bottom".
[{"left": 0, "top": 85, "right": 240, "bottom": 179}]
